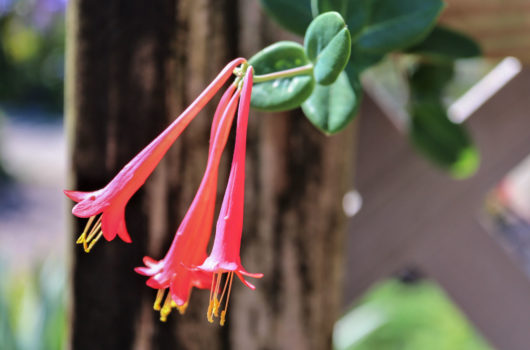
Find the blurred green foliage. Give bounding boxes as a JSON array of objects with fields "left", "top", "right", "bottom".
[
  {"left": 0, "top": 0, "right": 65, "bottom": 112},
  {"left": 334, "top": 279, "right": 493, "bottom": 350},
  {"left": 0, "top": 258, "right": 66, "bottom": 350}
]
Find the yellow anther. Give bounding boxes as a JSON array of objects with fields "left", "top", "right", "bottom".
[
  {"left": 212, "top": 298, "right": 220, "bottom": 317},
  {"left": 220, "top": 310, "right": 227, "bottom": 326},
  {"left": 153, "top": 289, "right": 165, "bottom": 311},
  {"left": 160, "top": 308, "right": 170, "bottom": 322},
  {"left": 205, "top": 272, "right": 235, "bottom": 325},
  {"left": 85, "top": 230, "right": 103, "bottom": 252},
  {"left": 76, "top": 215, "right": 103, "bottom": 253},
  {"left": 158, "top": 290, "right": 174, "bottom": 322},
  {"left": 207, "top": 302, "right": 214, "bottom": 323},
  {"left": 76, "top": 232, "right": 86, "bottom": 244}
]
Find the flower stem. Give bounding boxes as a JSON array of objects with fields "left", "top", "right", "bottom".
[{"left": 252, "top": 64, "right": 313, "bottom": 83}]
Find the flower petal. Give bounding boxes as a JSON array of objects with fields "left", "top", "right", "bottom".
[{"left": 63, "top": 190, "right": 94, "bottom": 202}]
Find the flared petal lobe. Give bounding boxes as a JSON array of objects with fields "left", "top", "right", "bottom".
[{"left": 135, "top": 79, "right": 243, "bottom": 321}]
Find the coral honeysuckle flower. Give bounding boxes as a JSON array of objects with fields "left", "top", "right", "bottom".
[
  {"left": 64, "top": 57, "right": 246, "bottom": 252},
  {"left": 197, "top": 66, "right": 263, "bottom": 326},
  {"left": 135, "top": 81, "right": 242, "bottom": 322}
]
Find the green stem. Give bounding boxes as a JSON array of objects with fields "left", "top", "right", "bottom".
[{"left": 252, "top": 64, "right": 313, "bottom": 83}]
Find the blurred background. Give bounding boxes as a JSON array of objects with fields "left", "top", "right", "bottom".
[
  {"left": 1, "top": 0, "right": 530, "bottom": 349},
  {"left": 0, "top": 0, "right": 66, "bottom": 349}
]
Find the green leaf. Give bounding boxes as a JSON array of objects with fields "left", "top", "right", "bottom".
[
  {"left": 348, "top": 45, "right": 385, "bottom": 75},
  {"left": 260, "top": 0, "right": 313, "bottom": 36},
  {"left": 314, "top": 0, "right": 372, "bottom": 37},
  {"left": 409, "top": 101, "right": 479, "bottom": 178},
  {"left": 407, "top": 26, "right": 482, "bottom": 62},
  {"left": 249, "top": 41, "right": 315, "bottom": 112},
  {"left": 302, "top": 71, "right": 360, "bottom": 134},
  {"left": 356, "top": 0, "right": 445, "bottom": 54},
  {"left": 304, "top": 12, "right": 351, "bottom": 85},
  {"left": 409, "top": 62, "right": 454, "bottom": 100}
]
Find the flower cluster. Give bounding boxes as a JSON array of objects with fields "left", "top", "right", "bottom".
[{"left": 65, "top": 58, "right": 262, "bottom": 325}]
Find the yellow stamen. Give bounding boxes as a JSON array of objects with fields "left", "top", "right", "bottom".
[
  {"left": 85, "top": 219, "right": 102, "bottom": 242},
  {"left": 217, "top": 272, "right": 231, "bottom": 308},
  {"left": 207, "top": 302, "right": 214, "bottom": 323},
  {"left": 206, "top": 272, "right": 235, "bottom": 326},
  {"left": 213, "top": 297, "right": 220, "bottom": 317},
  {"left": 212, "top": 273, "right": 222, "bottom": 317},
  {"left": 220, "top": 272, "right": 234, "bottom": 326},
  {"left": 85, "top": 230, "right": 103, "bottom": 252},
  {"left": 207, "top": 274, "right": 217, "bottom": 322},
  {"left": 220, "top": 310, "right": 227, "bottom": 326},
  {"left": 159, "top": 291, "right": 173, "bottom": 322},
  {"left": 153, "top": 289, "right": 165, "bottom": 311},
  {"left": 76, "top": 215, "right": 104, "bottom": 253},
  {"left": 76, "top": 215, "right": 96, "bottom": 244}
]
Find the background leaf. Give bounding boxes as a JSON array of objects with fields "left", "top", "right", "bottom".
[
  {"left": 259, "top": 0, "right": 313, "bottom": 36},
  {"left": 249, "top": 41, "right": 315, "bottom": 112},
  {"left": 409, "top": 101, "right": 479, "bottom": 178},
  {"left": 407, "top": 26, "right": 482, "bottom": 62},
  {"left": 356, "top": 0, "right": 444, "bottom": 54},
  {"left": 409, "top": 62, "right": 455, "bottom": 100},
  {"left": 302, "top": 71, "right": 360, "bottom": 134},
  {"left": 304, "top": 12, "right": 351, "bottom": 85}
]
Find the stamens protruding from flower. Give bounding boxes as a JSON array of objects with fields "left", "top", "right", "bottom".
[
  {"left": 207, "top": 272, "right": 234, "bottom": 326},
  {"left": 153, "top": 289, "right": 165, "bottom": 311},
  {"left": 76, "top": 214, "right": 103, "bottom": 253},
  {"left": 160, "top": 289, "right": 173, "bottom": 322},
  {"left": 152, "top": 288, "right": 189, "bottom": 321}
]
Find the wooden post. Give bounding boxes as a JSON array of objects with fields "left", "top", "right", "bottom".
[{"left": 67, "top": 1, "right": 354, "bottom": 349}]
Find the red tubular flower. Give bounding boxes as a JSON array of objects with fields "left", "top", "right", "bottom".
[
  {"left": 197, "top": 66, "right": 263, "bottom": 326},
  {"left": 64, "top": 58, "right": 246, "bottom": 252},
  {"left": 135, "top": 82, "right": 242, "bottom": 321}
]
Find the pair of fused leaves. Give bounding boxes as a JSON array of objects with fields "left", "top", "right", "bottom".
[
  {"left": 257, "top": 0, "right": 447, "bottom": 134},
  {"left": 260, "top": 0, "right": 483, "bottom": 178},
  {"left": 250, "top": 11, "right": 353, "bottom": 133}
]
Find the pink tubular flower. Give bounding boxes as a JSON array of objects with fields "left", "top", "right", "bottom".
[
  {"left": 135, "top": 81, "right": 242, "bottom": 321},
  {"left": 197, "top": 66, "right": 263, "bottom": 326},
  {"left": 64, "top": 58, "right": 246, "bottom": 252}
]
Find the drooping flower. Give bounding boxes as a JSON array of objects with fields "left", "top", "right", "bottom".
[
  {"left": 64, "top": 58, "right": 246, "bottom": 252},
  {"left": 135, "top": 80, "right": 243, "bottom": 321},
  {"left": 197, "top": 66, "right": 263, "bottom": 326}
]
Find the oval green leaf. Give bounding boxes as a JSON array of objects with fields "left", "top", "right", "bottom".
[
  {"left": 314, "top": 0, "right": 371, "bottom": 37},
  {"left": 407, "top": 26, "right": 482, "bottom": 62},
  {"left": 304, "top": 12, "right": 351, "bottom": 85},
  {"left": 260, "top": 0, "right": 313, "bottom": 37},
  {"left": 301, "top": 71, "right": 360, "bottom": 134},
  {"left": 409, "top": 101, "right": 479, "bottom": 179},
  {"left": 249, "top": 41, "right": 315, "bottom": 112},
  {"left": 357, "top": 0, "right": 444, "bottom": 54}
]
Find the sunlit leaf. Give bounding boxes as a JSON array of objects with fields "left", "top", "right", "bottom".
[
  {"left": 302, "top": 71, "right": 360, "bottom": 134},
  {"left": 304, "top": 12, "right": 351, "bottom": 85},
  {"left": 250, "top": 41, "right": 315, "bottom": 111}
]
